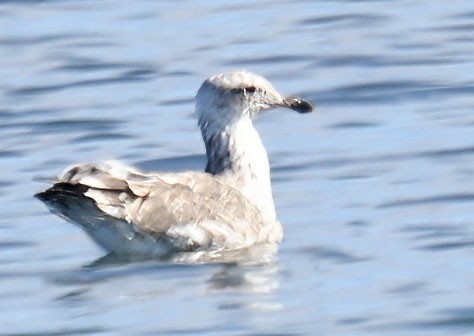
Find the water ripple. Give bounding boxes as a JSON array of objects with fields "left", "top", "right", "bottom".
[
  {"left": 421, "top": 146, "right": 474, "bottom": 159},
  {"left": 54, "top": 59, "right": 144, "bottom": 73},
  {"left": 328, "top": 120, "right": 380, "bottom": 129},
  {"left": 411, "top": 307, "right": 474, "bottom": 330},
  {"left": 70, "top": 132, "right": 134, "bottom": 144},
  {"left": 224, "top": 54, "right": 312, "bottom": 66},
  {"left": 399, "top": 223, "right": 474, "bottom": 252},
  {"left": 0, "top": 327, "right": 106, "bottom": 336},
  {"left": 30, "top": 118, "right": 123, "bottom": 134},
  {"left": 0, "top": 150, "right": 22, "bottom": 158},
  {"left": 9, "top": 69, "right": 157, "bottom": 96},
  {"left": 419, "top": 240, "right": 474, "bottom": 251},
  {"left": 435, "top": 23, "right": 474, "bottom": 33},
  {"left": 378, "top": 193, "right": 474, "bottom": 208},
  {"left": 0, "top": 33, "right": 91, "bottom": 46},
  {"left": 316, "top": 54, "right": 465, "bottom": 68},
  {"left": 299, "top": 246, "right": 369, "bottom": 264},
  {"left": 0, "top": 240, "right": 35, "bottom": 250},
  {"left": 0, "top": 180, "right": 14, "bottom": 194},
  {"left": 299, "top": 13, "right": 386, "bottom": 26},
  {"left": 275, "top": 144, "right": 474, "bottom": 176},
  {"left": 313, "top": 81, "right": 474, "bottom": 105},
  {"left": 385, "top": 281, "right": 428, "bottom": 295}
]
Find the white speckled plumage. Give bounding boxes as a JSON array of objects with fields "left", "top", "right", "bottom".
[{"left": 36, "top": 71, "right": 313, "bottom": 258}]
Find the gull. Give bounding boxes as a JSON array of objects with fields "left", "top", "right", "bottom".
[{"left": 36, "top": 71, "right": 313, "bottom": 258}]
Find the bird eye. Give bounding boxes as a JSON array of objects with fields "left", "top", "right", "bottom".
[
  {"left": 230, "top": 86, "right": 257, "bottom": 95},
  {"left": 245, "top": 86, "right": 256, "bottom": 94}
]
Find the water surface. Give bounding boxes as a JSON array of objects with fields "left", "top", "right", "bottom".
[{"left": 1, "top": 0, "right": 474, "bottom": 335}]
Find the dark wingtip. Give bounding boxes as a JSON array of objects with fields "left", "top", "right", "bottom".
[
  {"left": 34, "top": 191, "right": 47, "bottom": 202},
  {"left": 34, "top": 183, "right": 88, "bottom": 204}
]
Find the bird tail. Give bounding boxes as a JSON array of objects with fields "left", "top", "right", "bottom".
[{"left": 35, "top": 182, "right": 171, "bottom": 257}]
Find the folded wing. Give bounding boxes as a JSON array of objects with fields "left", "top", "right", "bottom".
[{"left": 37, "top": 161, "right": 266, "bottom": 254}]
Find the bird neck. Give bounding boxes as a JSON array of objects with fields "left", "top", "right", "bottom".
[{"left": 200, "top": 116, "right": 276, "bottom": 222}]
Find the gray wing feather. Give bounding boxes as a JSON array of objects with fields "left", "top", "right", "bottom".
[{"left": 58, "top": 161, "right": 265, "bottom": 249}]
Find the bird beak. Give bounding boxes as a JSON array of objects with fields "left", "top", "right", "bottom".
[{"left": 282, "top": 96, "right": 313, "bottom": 113}]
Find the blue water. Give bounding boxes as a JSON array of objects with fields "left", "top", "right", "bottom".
[{"left": 1, "top": 0, "right": 474, "bottom": 335}]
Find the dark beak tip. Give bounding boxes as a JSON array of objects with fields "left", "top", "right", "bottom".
[
  {"left": 286, "top": 97, "right": 314, "bottom": 114},
  {"left": 296, "top": 100, "right": 313, "bottom": 114}
]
